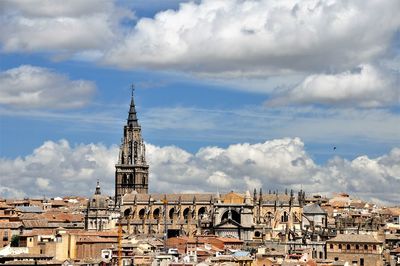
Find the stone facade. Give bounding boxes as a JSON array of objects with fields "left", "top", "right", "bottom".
[
  {"left": 326, "top": 234, "right": 384, "bottom": 266},
  {"left": 119, "top": 190, "right": 305, "bottom": 241}
]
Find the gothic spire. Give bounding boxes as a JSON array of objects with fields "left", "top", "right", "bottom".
[{"left": 127, "top": 85, "right": 139, "bottom": 127}]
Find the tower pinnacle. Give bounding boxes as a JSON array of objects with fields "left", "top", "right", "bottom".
[{"left": 127, "top": 84, "right": 139, "bottom": 127}]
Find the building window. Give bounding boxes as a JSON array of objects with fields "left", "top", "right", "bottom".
[
  {"left": 169, "top": 208, "right": 175, "bottom": 220},
  {"left": 356, "top": 244, "right": 359, "bottom": 250},
  {"left": 338, "top": 244, "right": 342, "bottom": 249},
  {"left": 346, "top": 244, "right": 350, "bottom": 250},
  {"left": 373, "top": 245, "right": 377, "bottom": 251},
  {"left": 330, "top": 244, "right": 333, "bottom": 249},
  {"left": 364, "top": 244, "right": 368, "bottom": 250},
  {"left": 360, "top": 258, "right": 364, "bottom": 266},
  {"left": 281, "top": 211, "right": 288, "bottom": 223},
  {"left": 139, "top": 208, "right": 145, "bottom": 220},
  {"left": 134, "top": 142, "right": 138, "bottom": 158},
  {"left": 153, "top": 208, "right": 160, "bottom": 220}
]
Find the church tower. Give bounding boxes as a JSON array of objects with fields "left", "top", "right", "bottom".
[{"left": 115, "top": 90, "right": 149, "bottom": 204}]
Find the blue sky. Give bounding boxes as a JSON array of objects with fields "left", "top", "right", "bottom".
[{"left": 0, "top": 0, "right": 399, "bottom": 204}]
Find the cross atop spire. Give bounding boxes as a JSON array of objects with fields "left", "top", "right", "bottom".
[
  {"left": 127, "top": 84, "right": 139, "bottom": 127},
  {"left": 131, "top": 83, "right": 135, "bottom": 97}
]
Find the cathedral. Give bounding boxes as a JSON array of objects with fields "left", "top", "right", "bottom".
[{"left": 86, "top": 92, "right": 307, "bottom": 242}]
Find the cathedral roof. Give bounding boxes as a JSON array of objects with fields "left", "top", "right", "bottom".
[
  {"left": 122, "top": 193, "right": 214, "bottom": 203},
  {"left": 303, "top": 203, "right": 326, "bottom": 215},
  {"left": 121, "top": 192, "right": 302, "bottom": 205}
]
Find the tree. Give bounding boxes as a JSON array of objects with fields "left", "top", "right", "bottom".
[{"left": 10, "top": 235, "right": 20, "bottom": 247}]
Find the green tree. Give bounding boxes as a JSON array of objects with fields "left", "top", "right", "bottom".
[{"left": 10, "top": 235, "right": 20, "bottom": 247}]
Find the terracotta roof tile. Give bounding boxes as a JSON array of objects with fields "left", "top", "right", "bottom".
[{"left": 327, "top": 234, "right": 382, "bottom": 243}]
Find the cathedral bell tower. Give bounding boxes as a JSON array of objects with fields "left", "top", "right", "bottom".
[{"left": 115, "top": 88, "right": 149, "bottom": 204}]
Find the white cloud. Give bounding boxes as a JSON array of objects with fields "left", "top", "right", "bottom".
[
  {"left": 0, "top": 65, "right": 96, "bottom": 109},
  {"left": 243, "top": 176, "right": 262, "bottom": 191},
  {"left": 0, "top": 140, "right": 119, "bottom": 198},
  {"left": 35, "top": 177, "right": 51, "bottom": 190},
  {"left": 267, "top": 64, "right": 399, "bottom": 108},
  {"left": 103, "top": 0, "right": 400, "bottom": 76},
  {"left": 207, "top": 171, "right": 233, "bottom": 188},
  {"left": 0, "top": 0, "right": 133, "bottom": 54},
  {"left": 0, "top": 187, "right": 25, "bottom": 199},
  {"left": 0, "top": 138, "right": 399, "bottom": 204},
  {"left": 1, "top": 0, "right": 398, "bottom": 108}
]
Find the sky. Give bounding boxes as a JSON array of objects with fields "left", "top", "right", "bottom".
[{"left": 0, "top": 0, "right": 399, "bottom": 205}]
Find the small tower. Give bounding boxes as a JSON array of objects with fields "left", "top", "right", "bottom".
[
  {"left": 95, "top": 180, "right": 101, "bottom": 195},
  {"left": 85, "top": 181, "right": 113, "bottom": 231},
  {"left": 115, "top": 88, "right": 149, "bottom": 205}
]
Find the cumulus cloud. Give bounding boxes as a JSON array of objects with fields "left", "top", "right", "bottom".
[
  {"left": 0, "top": 65, "right": 96, "bottom": 109},
  {"left": 1, "top": 0, "right": 398, "bottom": 108},
  {"left": 35, "top": 177, "right": 51, "bottom": 190},
  {"left": 149, "top": 139, "right": 400, "bottom": 204},
  {"left": 1, "top": 138, "right": 398, "bottom": 205},
  {"left": 267, "top": 64, "right": 399, "bottom": 108},
  {"left": 0, "top": 140, "right": 119, "bottom": 198},
  {"left": 207, "top": 171, "right": 233, "bottom": 188},
  {"left": 103, "top": 0, "right": 400, "bottom": 75},
  {"left": 0, "top": 0, "right": 133, "bottom": 54}
]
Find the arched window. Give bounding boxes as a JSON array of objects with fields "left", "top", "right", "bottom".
[
  {"left": 128, "top": 141, "right": 132, "bottom": 164},
  {"left": 339, "top": 244, "right": 342, "bottom": 249},
  {"left": 169, "top": 208, "right": 175, "bottom": 220},
  {"left": 356, "top": 244, "right": 359, "bottom": 250},
  {"left": 198, "top": 207, "right": 207, "bottom": 218},
  {"left": 138, "top": 208, "right": 145, "bottom": 219},
  {"left": 281, "top": 211, "right": 288, "bottom": 222},
  {"left": 183, "top": 208, "right": 190, "bottom": 222},
  {"left": 142, "top": 176, "right": 146, "bottom": 185},
  {"left": 134, "top": 142, "right": 138, "bottom": 159},
  {"left": 122, "top": 174, "right": 128, "bottom": 184},
  {"left": 346, "top": 244, "right": 351, "bottom": 250},
  {"left": 124, "top": 208, "right": 131, "bottom": 217},
  {"left": 153, "top": 208, "right": 160, "bottom": 220},
  {"left": 221, "top": 209, "right": 241, "bottom": 224}
]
